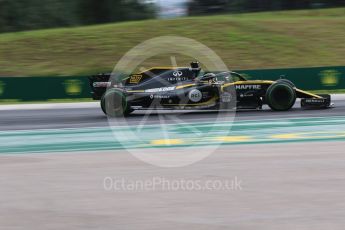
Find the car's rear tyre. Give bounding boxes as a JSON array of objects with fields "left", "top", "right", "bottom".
[
  {"left": 266, "top": 82, "right": 296, "bottom": 111},
  {"left": 101, "top": 89, "right": 133, "bottom": 117}
]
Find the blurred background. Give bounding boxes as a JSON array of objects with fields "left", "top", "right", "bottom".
[
  {"left": 1, "top": 0, "right": 344, "bottom": 33},
  {"left": 0, "top": 0, "right": 344, "bottom": 75},
  {"left": 0, "top": 0, "right": 344, "bottom": 101},
  {"left": 0, "top": 0, "right": 344, "bottom": 77}
]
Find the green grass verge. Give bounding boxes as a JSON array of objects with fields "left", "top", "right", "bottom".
[{"left": 0, "top": 8, "right": 344, "bottom": 76}]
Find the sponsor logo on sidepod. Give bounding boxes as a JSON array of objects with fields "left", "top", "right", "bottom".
[
  {"left": 150, "top": 94, "right": 170, "bottom": 99},
  {"left": 145, "top": 87, "right": 176, "bottom": 93},
  {"left": 235, "top": 85, "right": 261, "bottom": 90},
  {"left": 189, "top": 89, "right": 202, "bottom": 102}
]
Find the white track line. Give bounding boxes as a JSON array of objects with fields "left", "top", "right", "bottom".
[{"left": 0, "top": 102, "right": 99, "bottom": 111}]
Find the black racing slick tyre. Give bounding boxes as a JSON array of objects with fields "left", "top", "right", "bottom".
[
  {"left": 266, "top": 83, "right": 296, "bottom": 111},
  {"left": 100, "top": 89, "right": 133, "bottom": 117},
  {"left": 276, "top": 79, "right": 295, "bottom": 88}
]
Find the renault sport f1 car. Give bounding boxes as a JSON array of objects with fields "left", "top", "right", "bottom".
[{"left": 89, "top": 62, "right": 332, "bottom": 117}]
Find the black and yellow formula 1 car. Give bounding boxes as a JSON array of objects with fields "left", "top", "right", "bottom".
[{"left": 89, "top": 62, "right": 332, "bottom": 117}]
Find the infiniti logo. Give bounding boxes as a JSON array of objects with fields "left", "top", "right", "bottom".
[{"left": 173, "top": 71, "right": 183, "bottom": 77}]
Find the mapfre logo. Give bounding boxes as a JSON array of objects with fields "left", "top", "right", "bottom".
[
  {"left": 235, "top": 85, "right": 261, "bottom": 90},
  {"left": 173, "top": 71, "right": 183, "bottom": 77}
]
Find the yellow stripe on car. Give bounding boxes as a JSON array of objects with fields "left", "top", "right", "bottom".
[
  {"left": 295, "top": 89, "right": 322, "bottom": 99},
  {"left": 176, "top": 84, "right": 196, "bottom": 90},
  {"left": 127, "top": 90, "right": 145, "bottom": 93}
]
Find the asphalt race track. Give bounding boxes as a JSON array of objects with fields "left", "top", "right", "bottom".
[
  {"left": 1, "top": 98, "right": 345, "bottom": 229},
  {"left": 1, "top": 98, "right": 345, "bottom": 131}
]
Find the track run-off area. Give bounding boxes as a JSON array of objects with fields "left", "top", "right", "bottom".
[
  {"left": 1, "top": 97, "right": 345, "bottom": 230},
  {"left": 1, "top": 96, "right": 345, "bottom": 154}
]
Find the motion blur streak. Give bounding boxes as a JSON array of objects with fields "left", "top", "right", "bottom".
[
  {"left": 0, "top": 99, "right": 344, "bottom": 154},
  {"left": 1, "top": 115, "right": 345, "bottom": 154}
]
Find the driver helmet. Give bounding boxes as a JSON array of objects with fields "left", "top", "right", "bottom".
[{"left": 203, "top": 73, "right": 216, "bottom": 78}]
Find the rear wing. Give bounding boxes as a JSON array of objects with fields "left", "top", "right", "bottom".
[{"left": 89, "top": 73, "right": 111, "bottom": 100}]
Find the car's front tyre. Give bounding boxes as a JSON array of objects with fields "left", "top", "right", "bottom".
[{"left": 266, "top": 82, "right": 296, "bottom": 111}]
